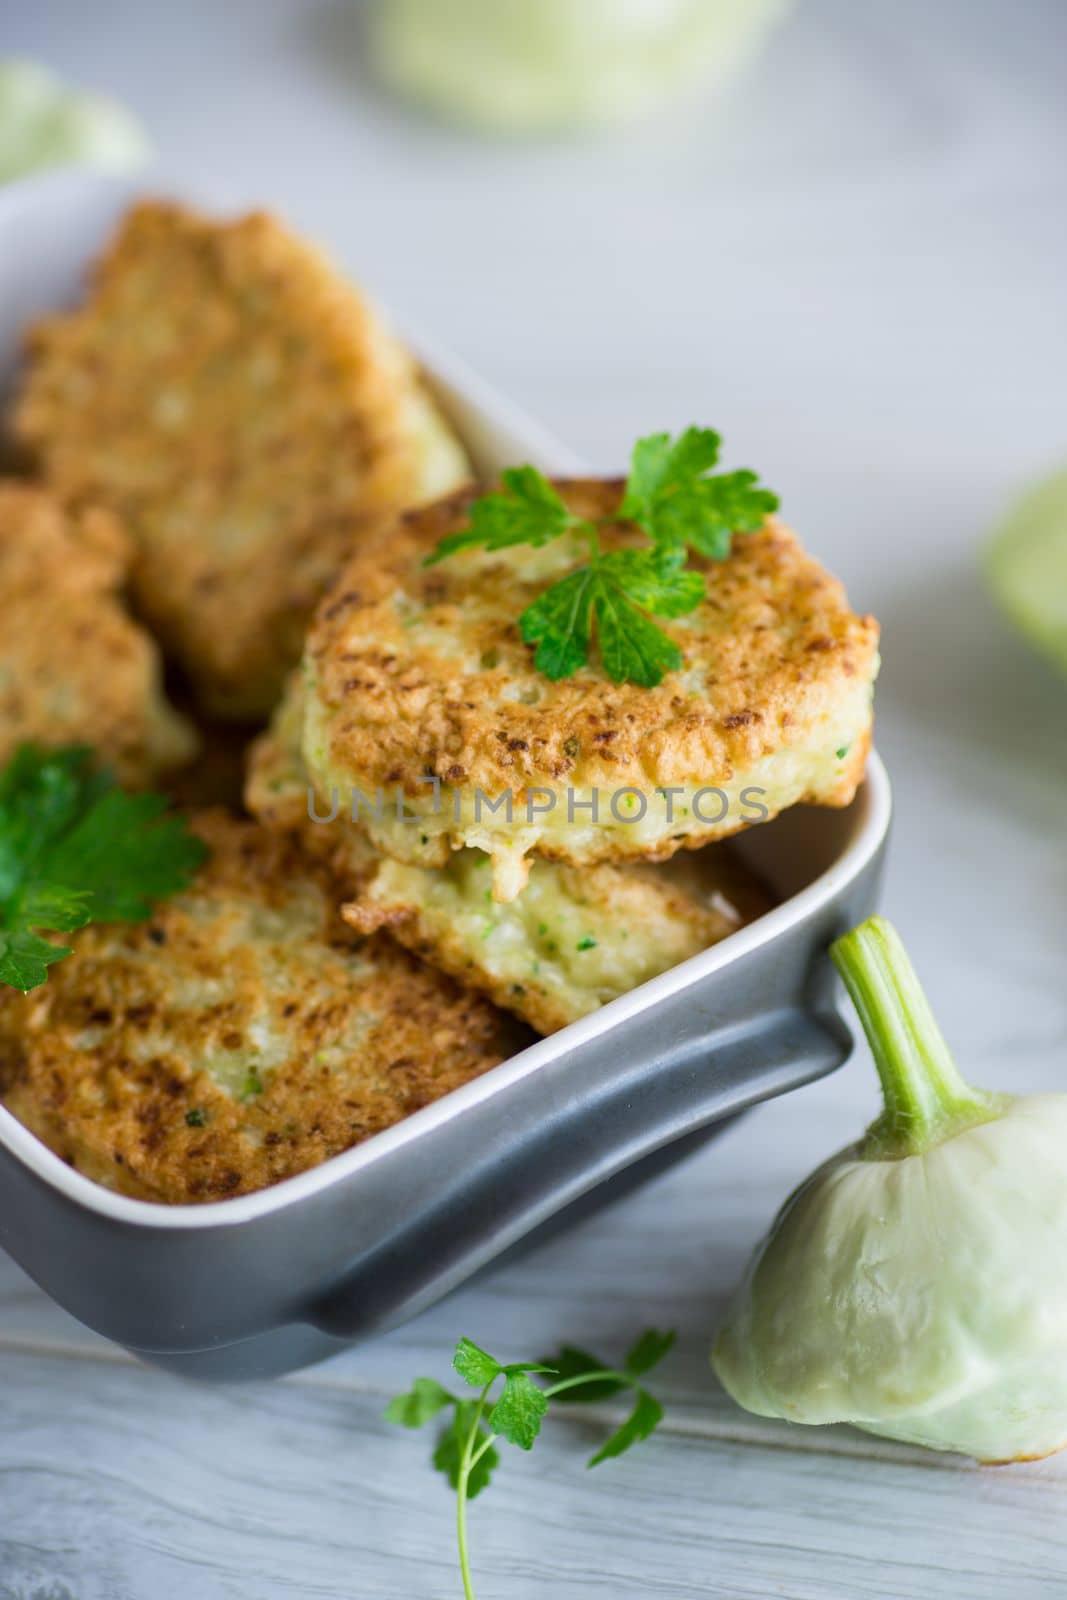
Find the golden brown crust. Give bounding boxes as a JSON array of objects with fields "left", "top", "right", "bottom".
[
  {"left": 0, "top": 812, "right": 521, "bottom": 1203},
  {"left": 11, "top": 200, "right": 468, "bottom": 717},
  {"left": 303, "top": 481, "right": 879, "bottom": 874},
  {"left": 247, "top": 676, "right": 775, "bottom": 1036},
  {"left": 0, "top": 479, "right": 197, "bottom": 785}
]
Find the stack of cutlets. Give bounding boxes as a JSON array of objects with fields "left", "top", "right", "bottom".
[
  {"left": 0, "top": 200, "right": 878, "bottom": 1202},
  {"left": 248, "top": 475, "right": 878, "bottom": 1031}
]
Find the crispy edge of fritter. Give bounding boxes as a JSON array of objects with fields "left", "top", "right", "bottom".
[{"left": 0, "top": 478, "right": 197, "bottom": 785}]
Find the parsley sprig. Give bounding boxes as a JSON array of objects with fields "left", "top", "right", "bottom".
[
  {"left": 0, "top": 745, "right": 207, "bottom": 991},
  {"left": 387, "top": 1328, "right": 675, "bottom": 1599},
  {"left": 426, "top": 428, "right": 777, "bottom": 688}
]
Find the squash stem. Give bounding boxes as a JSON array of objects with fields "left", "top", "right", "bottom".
[{"left": 830, "top": 917, "right": 1003, "bottom": 1157}]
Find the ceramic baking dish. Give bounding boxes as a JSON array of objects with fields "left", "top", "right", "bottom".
[{"left": 0, "top": 172, "right": 891, "bottom": 1380}]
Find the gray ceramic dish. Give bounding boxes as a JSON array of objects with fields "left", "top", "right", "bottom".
[{"left": 0, "top": 173, "right": 891, "bottom": 1380}]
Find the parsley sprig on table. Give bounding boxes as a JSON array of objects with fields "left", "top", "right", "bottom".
[
  {"left": 426, "top": 427, "right": 777, "bottom": 687},
  {"left": 0, "top": 744, "right": 207, "bottom": 992},
  {"left": 387, "top": 1328, "right": 675, "bottom": 1600}
]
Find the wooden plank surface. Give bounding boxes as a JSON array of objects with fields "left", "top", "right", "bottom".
[{"left": 3, "top": 1337, "right": 1066, "bottom": 1600}]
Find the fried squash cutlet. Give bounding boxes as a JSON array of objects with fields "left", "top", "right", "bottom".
[
  {"left": 0, "top": 812, "right": 522, "bottom": 1203},
  {"left": 10, "top": 200, "right": 472, "bottom": 718},
  {"left": 246, "top": 673, "right": 774, "bottom": 1035},
  {"left": 301, "top": 481, "right": 880, "bottom": 899},
  {"left": 342, "top": 849, "right": 772, "bottom": 1035},
  {"left": 0, "top": 479, "right": 196, "bottom": 785}
]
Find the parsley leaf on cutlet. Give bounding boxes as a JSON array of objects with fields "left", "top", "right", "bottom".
[
  {"left": 520, "top": 556, "right": 691, "bottom": 688},
  {"left": 0, "top": 744, "right": 207, "bottom": 991},
  {"left": 620, "top": 426, "right": 778, "bottom": 558},
  {"left": 424, "top": 429, "right": 776, "bottom": 687},
  {"left": 425, "top": 466, "right": 579, "bottom": 565}
]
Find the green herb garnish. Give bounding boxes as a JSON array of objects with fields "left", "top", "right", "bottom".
[
  {"left": 576, "top": 935, "right": 597, "bottom": 951},
  {"left": 241, "top": 1066, "right": 264, "bottom": 1100},
  {"left": 0, "top": 744, "right": 207, "bottom": 992},
  {"left": 387, "top": 1329, "right": 674, "bottom": 1600},
  {"left": 426, "top": 429, "right": 776, "bottom": 687}
]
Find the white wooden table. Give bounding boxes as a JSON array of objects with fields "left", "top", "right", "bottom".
[{"left": 3, "top": 1, "right": 1067, "bottom": 1594}]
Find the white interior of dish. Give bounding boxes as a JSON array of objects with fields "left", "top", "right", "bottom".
[{"left": 0, "top": 170, "right": 891, "bottom": 1226}]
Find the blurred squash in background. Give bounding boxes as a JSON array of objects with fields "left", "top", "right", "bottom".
[
  {"left": 0, "top": 59, "right": 148, "bottom": 185},
  {"left": 372, "top": 0, "right": 790, "bottom": 134},
  {"left": 986, "top": 468, "right": 1067, "bottom": 678}
]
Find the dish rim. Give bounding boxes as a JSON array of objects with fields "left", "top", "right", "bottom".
[{"left": 0, "top": 166, "right": 891, "bottom": 1231}]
